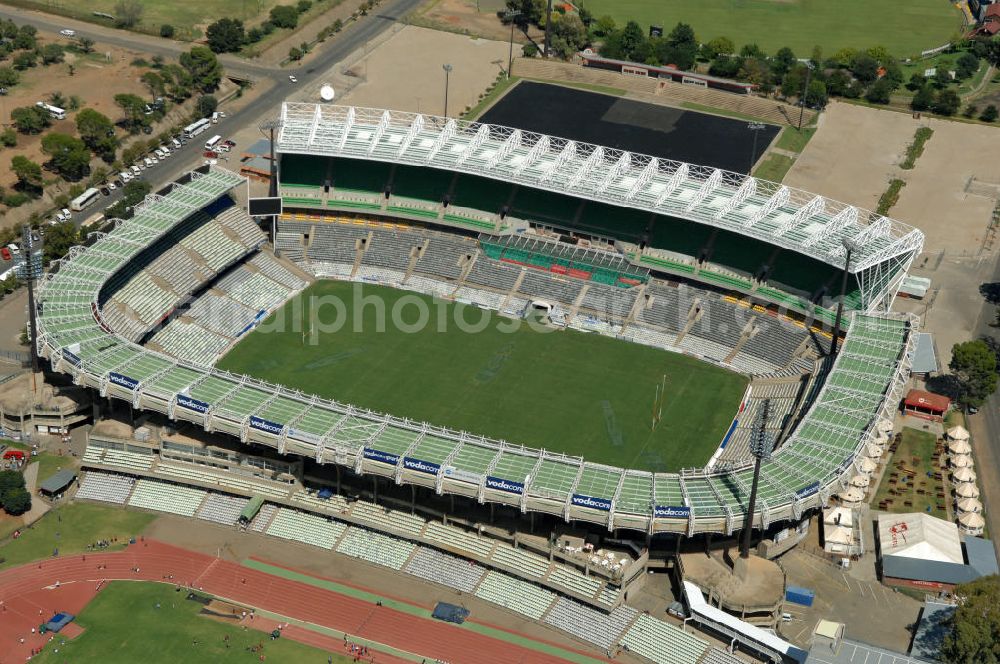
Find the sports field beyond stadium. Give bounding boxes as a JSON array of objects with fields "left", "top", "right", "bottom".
[
  {"left": 217, "top": 281, "right": 748, "bottom": 472},
  {"left": 583, "top": 0, "right": 961, "bottom": 56}
]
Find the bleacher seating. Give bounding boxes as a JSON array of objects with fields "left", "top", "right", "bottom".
[
  {"left": 100, "top": 448, "right": 155, "bottom": 472},
  {"left": 180, "top": 220, "right": 248, "bottom": 272},
  {"left": 151, "top": 320, "right": 231, "bottom": 366},
  {"left": 75, "top": 471, "right": 135, "bottom": 504},
  {"left": 291, "top": 490, "right": 350, "bottom": 514},
  {"left": 548, "top": 565, "right": 602, "bottom": 599},
  {"left": 424, "top": 521, "right": 496, "bottom": 559},
  {"left": 128, "top": 479, "right": 206, "bottom": 517},
  {"left": 185, "top": 293, "right": 259, "bottom": 338},
  {"left": 474, "top": 571, "right": 555, "bottom": 620},
  {"left": 621, "top": 613, "right": 709, "bottom": 664},
  {"left": 250, "top": 502, "right": 278, "bottom": 532},
  {"left": 491, "top": 543, "right": 550, "bottom": 578},
  {"left": 350, "top": 500, "right": 426, "bottom": 538},
  {"left": 266, "top": 508, "right": 345, "bottom": 549},
  {"left": 155, "top": 462, "right": 290, "bottom": 498},
  {"left": 543, "top": 598, "right": 638, "bottom": 651},
  {"left": 404, "top": 546, "right": 485, "bottom": 593},
  {"left": 335, "top": 526, "right": 416, "bottom": 570},
  {"left": 196, "top": 492, "right": 249, "bottom": 526},
  {"left": 250, "top": 253, "right": 308, "bottom": 290},
  {"left": 700, "top": 648, "right": 750, "bottom": 664}
]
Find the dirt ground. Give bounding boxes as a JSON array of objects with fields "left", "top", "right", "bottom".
[
  {"left": 288, "top": 25, "right": 510, "bottom": 115},
  {"left": 416, "top": 0, "right": 543, "bottom": 44},
  {"left": 142, "top": 513, "right": 651, "bottom": 663},
  {"left": 784, "top": 101, "right": 999, "bottom": 257}
]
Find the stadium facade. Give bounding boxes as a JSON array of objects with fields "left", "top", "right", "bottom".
[{"left": 35, "top": 104, "right": 921, "bottom": 539}]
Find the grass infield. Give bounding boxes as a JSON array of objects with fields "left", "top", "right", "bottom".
[
  {"left": 217, "top": 281, "right": 748, "bottom": 472},
  {"left": 32, "top": 582, "right": 356, "bottom": 664},
  {"left": 583, "top": 0, "right": 961, "bottom": 57}
]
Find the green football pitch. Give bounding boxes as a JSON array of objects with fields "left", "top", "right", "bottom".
[
  {"left": 584, "top": 0, "right": 962, "bottom": 56},
  {"left": 217, "top": 281, "right": 748, "bottom": 472},
  {"left": 32, "top": 582, "right": 355, "bottom": 664}
]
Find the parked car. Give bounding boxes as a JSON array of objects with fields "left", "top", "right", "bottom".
[
  {"left": 99, "top": 186, "right": 110, "bottom": 196},
  {"left": 171, "top": 138, "right": 182, "bottom": 149},
  {"left": 203, "top": 150, "right": 218, "bottom": 158},
  {"left": 56, "top": 209, "right": 71, "bottom": 222},
  {"left": 288, "top": 75, "right": 297, "bottom": 83},
  {"left": 59, "top": 29, "right": 76, "bottom": 37},
  {"left": 144, "top": 157, "right": 154, "bottom": 168},
  {"left": 108, "top": 181, "right": 117, "bottom": 191},
  {"left": 223, "top": 139, "right": 236, "bottom": 147},
  {"left": 0, "top": 247, "right": 10, "bottom": 261},
  {"left": 6, "top": 242, "right": 19, "bottom": 255},
  {"left": 130, "top": 165, "right": 141, "bottom": 177}
]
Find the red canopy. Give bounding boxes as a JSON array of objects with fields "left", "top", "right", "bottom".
[
  {"left": 903, "top": 389, "right": 951, "bottom": 413},
  {"left": 3, "top": 449, "right": 26, "bottom": 460}
]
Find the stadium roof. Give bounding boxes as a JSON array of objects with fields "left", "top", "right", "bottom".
[
  {"left": 35, "top": 165, "right": 918, "bottom": 536},
  {"left": 275, "top": 103, "right": 924, "bottom": 276}
]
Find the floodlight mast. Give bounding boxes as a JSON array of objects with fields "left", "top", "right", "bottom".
[
  {"left": 739, "top": 398, "right": 772, "bottom": 559},
  {"left": 259, "top": 118, "right": 283, "bottom": 242},
  {"left": 830, "top": 238, "right": 857, "bottom": 356}
]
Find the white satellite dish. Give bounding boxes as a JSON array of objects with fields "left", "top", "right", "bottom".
[{"left": 319, "top": 84, "right": 335, "bottom": 102}]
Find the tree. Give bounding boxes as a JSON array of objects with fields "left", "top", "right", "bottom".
[
  {"left": 160, "top": 24, "right": 175, "bottom": 38},
  {"left": 933, "top": 88, "right": 961, "bottom": 116},
  {"left": 196, "top": 94, "right": 218, "bottom": 117},
  {"left": 825, "top": 69, "right": 851, "bottom": 97},
  {"left": 10, "top": 106, "right": 49, "bottom": 134},
  {"left": 78, "top": 36, "right": 95, "bottom": 54},
  {"left": 771, "top": 46, "right": 796, "bottom": 77},
  {"left": 850, "top": 53, "right": 879, "bottom": 84},
  {"left": 0, "top": 128, "right": 16, "bottom": 147},
  {"left": 0, "top": 469, "right": 24, "bottom": 496},
  {"left": 40, "top": 43, "right": 64, "bottom": 65},
  {"left": 270, "top": 5, "right": 300, "bottom": 29},
  {"left": 964, "top": 103, "right": 979, "bottom": 119},
  {"left": 0, "top": 65, "right": 18, "bottom": 88},
  {"left": 12, "top": 50, "right": 36, "bottom": 70},
  {"left": 113, "top": 0, "right": 144, "bottom": 28},
  {"left": 140, "top": 71, "right": 165, "bottom": 97},
  {"left": 105, "top": 179, "right": 151, "bottom": 218},
  {"left": 906, "top": 72, "right": 927, "bottom": 91},
  {"left": 592, "top": 15, "right": 615, "bottom": 37},
  {"left": 179, "top": 46, "right": 223, "bottom": 92},
  {"left": 41, "top": 132, "right": 91, "bottom": 180},
  {"left": 297, "top": 0, "right": 312, "bottom": 11},
  {"left": 2, "top": 487, "right": 30, "bottom": 515},
  {"left": 911, "top": 86, "right": 935, "bottom": 111},
  {"left": 206, "top": 17, "right": 246, "bottom": 53},
  {"left": 10, "top": 155, "right": 42, "bottom": 192},
  {"left": 981, "top": 104, "right": 998, "bottom": 122},
  {"left": 805, "top": 79, "right": 828, "bottom": 108},
  {"left": 76, "top": 108, "right": 117, "bottom": 160},
  {"left": 13, "top": 25, "right": 36, "bottom": 51},
  {"left": 940, "top": 575, "right": 1000, "bottom": 663},
  {"left": 43, "top": 221, "right": 79, "bottom": 263},
  {"left": 504, "top": 0, "right": 543, "bottom": 25},
  {"left": 955, "top": 52, "right": 980, "bottom": 80},
  {"left": 548, "top": 14, "right": 587, "bottom": 60},
  {"left": 864, "top": 78, "right": 895, "bottom": 104},
  {"left": 949, "top": 339, "right": 998, "bottom": 408},
  {"left": 114, "top": 93, "right": 147, "bottom": 130},
  {"left": 780, "top": 64, "right": 806, "bottom": 99}
]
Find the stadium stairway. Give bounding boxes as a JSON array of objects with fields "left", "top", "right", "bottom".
[{"left": 511, "top": 58, "right": 816, "bottom": 128}]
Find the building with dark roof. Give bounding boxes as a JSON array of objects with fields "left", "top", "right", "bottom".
[{"left": 909, "top": 601, "right": 955, "bottom": 663}]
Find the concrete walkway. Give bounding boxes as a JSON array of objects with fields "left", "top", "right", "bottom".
[{"left": 20, "top": 461, "right": 50, "bottom": 527}]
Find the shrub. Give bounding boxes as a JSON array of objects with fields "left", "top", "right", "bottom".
[{"left": 160, "top": 24, "right": 175, "bottom": 38}]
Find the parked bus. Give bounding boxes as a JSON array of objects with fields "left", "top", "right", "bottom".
[
  {"left": 69, "top": 187, "right": 101, "bottom": 212},
  {"left": 35, "top": 101, "right": 66, "bottom": 120},
  {"left": 183, "top": 117, "right": 211, "bottom": 138},
  {"left": 204, "top": 134, "right": 223, "bottom": 151}
]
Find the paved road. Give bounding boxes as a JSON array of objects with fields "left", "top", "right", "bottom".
[{"left": 1, "top": 0, "right": 424, "bottom": 230}]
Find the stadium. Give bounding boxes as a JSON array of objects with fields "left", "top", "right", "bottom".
[{"left": 32, "top": 102, "right": 921, "bottom": 660}]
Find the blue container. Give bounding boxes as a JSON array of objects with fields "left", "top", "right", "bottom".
[{"left": 785, "top": 586, "right": 815, "bottom": 607}]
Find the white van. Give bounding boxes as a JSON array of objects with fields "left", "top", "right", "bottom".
[
  {"left": 211, "top": 111, "right": 220, "bottom": 124},
  {"left": 120, "top": 171, "right": 132, "bottom": 183},
  {"left": 171, "top": 138, "right": 182, "bottom": 149},
  {"left": 144, "top": 157, "right": 154, "bottom": 168},
  {"left": 130, "top": 165, "right": 141, "bottom": 177}
]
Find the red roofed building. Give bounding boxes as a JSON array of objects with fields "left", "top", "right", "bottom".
[
  {"left": 902, "top": 389, "right": 951, "bottom": 422},
  {"left": 974, "top": 4, "right": 1000, "bottom": 35}
]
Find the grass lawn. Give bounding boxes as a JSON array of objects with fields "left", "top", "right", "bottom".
[
  {"left": 871, "top": 427, "right": 946, "bottom": 519},
  {"left": 775, "top": 127, "right": 816, "bottom": 154},
  {"left": 753, "top": 153, "right": 795, "bottom": 182},
  {"left": 8, "top": 0, "right": 311, "bottom": 39},
  {"left": 0, "top": 502, "right": 155, "bottom": 569},
  {"left": 217, "top": 281, "right": 748, "bottom": 471},
  {"left": 33, "top": 582, "right": 358, "bottom": 664},
  {"left": 584, "top": 0, "right": 962, "bottom": 57}
]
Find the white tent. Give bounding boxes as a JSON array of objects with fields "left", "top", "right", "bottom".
[
  {"left": 953, "top": 467, "right": 977, "bottom": 483},
  {"left": 866, "top": 443, "right": 883, "bottom": 459},
  {"left": 858, "top": 457, "right": 878, "bottom": 474},
  {"left": 947, "top": 425, "right": 970, "bottom": 441},
  {"left": 948, "top": 439, "right": 972, "bottom": 455},
  {"left": 825, "top": 525, "right": 854, "bottom": 546},
  {"left": 958, "top": 512, "right": 986, "bottom": 535},
  {"left": 957, "top": 498, "right": 983, "bottom": 514},
  {"left": 849, "top": 474, "right": 870, "bottom": 488},
  {"left": 824, "top": 506, "right": 855, "bottom": 528},
  {"left": 949, "top": 453, "right": 973, "bottom": 469},
  {"left": 877, "top": 419, "right": 895, "bottom": 434},
  {"left": 955, "top": 483, "right": 981, "bottom": 499},
  {"left": 877, "top": 513, "right": 964, "bottom": 564},
  {"left": 840, "top": 487, "right": 865, "bottom": 504}
]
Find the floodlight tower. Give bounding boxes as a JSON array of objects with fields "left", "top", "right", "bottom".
[
  {"left": 258, "top": 118, "right": 283, "bottom": 242},
  {"left": 16, "top": 224, "right": 43, "bottom": 378},
  {"left": 829, "top": 238, "right": 857, "bottom": 357},
  {"left": 739, "top": 398, "right": 773, "bottom": 559}
]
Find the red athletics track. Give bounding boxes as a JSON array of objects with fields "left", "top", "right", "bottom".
[{"left": 0, "top": 540, "right": 584, "bottom": 664}]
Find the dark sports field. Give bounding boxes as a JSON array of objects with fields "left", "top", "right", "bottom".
[
  {"left": 217, "top": 281, "right": 748, "bottom": 472},
  {"left": 479, "top": 81, "right": 780, "bottom": 174}
]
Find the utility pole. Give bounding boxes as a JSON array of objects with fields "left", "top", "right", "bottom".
[
  {"left": 258, "top": 118, "right": 283, "bottom": 242},
  {"left": 18, "top": 224, "right": 43, "bottom": 384},
  {"left": 505, "top": 9, "right": 521, "bottom": 80},
  {"left": 798, "top": 62, "right": 814, "bottom": 131},
  {"left": 544, "top": 0, "right": 553, "bottom": 57},
  {"left": 442, "top": 63, "right": 453, "bottom": 117},
  {"left": 747, "top": 122, "right": 766, "bottom": 175}
]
